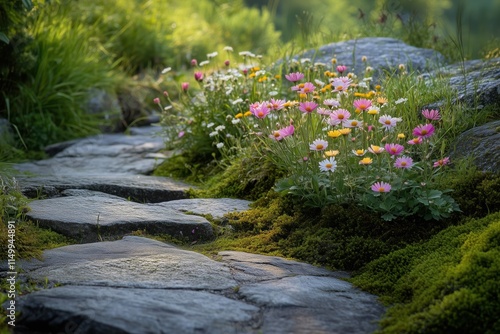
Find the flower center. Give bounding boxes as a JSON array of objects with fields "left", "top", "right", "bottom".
[
  {"left": 378, "top": 187, "right": 385, "bottom": 192},
  {"left": 316, "top": 144, "right": 324, "bottom": 150},
  {"left": 421, "top": 130, "right": 428, "bottom": 135},
  {"left": 326, "top": 163, "right": 332, "bottom": 168},
  {"left": 258, "top": 111, "right": 264, "bottom": 117},
  {"left": 338, "top": 114, "right": 344, "bottom": 119},
  {"left": 352, "top": 121, "right": 358, "bottom": 126},
  {"left": 385, "top": 120, "right": 391, "bottom": 125}
]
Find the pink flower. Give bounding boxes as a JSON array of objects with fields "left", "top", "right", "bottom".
[
  {"left": 328, "top": 109, "right": 351, "bottom": 126},
  {"left": 407, "top": 137, "right": 423, "bottom": 145},
  {"left": 153, "top": 97, "right": 160, "bottom": 105},
  {"left": 310, "top": 139, "right": 328, "bottom": 151},
  {"left": 353, "top": 98, "right": 372, "bottom": 111},
  {"left": 191, "top": 59, "right": 198, "bottom": 66},
  {"left": 422, "top": 109, "right": 441, "bottom": 121},
  {"left": 394, "top": 156, "right": 413, "bottom": 169},
  {"left": 331, "top": 78, "right": 350, "bottom": 93},
  {"left": 224, "top": 60, "right": 230, "bottom": 66},
  {"left": 336, "top": 65, "right": 347, "bottom": 74},
  {"left": 299, "top": 101, "right": 318, "bottom": 114},
  {"left": 178, "top": 131, "right": 185, "bottom": 138},
  {"left": 385, "top": 143, "right": 405, "bottom": 156},
  {"left": 285, "top": 72, "right": 305, "bottom": 82},
  {"left": 323, "top": 99, "right": 340, "bottom": 108},
  {"left": 181, "top": 82, "right": 189, "bottom": 92},
  {"left": 379, "top": 115, "right": 399, "bottom": 130},
  {"left": 250, "top": 102, "right": 270, "bottom": 119},
  {"left": 268, "top": 99, "right": 286, "bottom": 110},
  {"left": 371, "top": 182, "right": 392, "bottom": 193},
  {"left": 163, "top": 91, "right": 169, "bottom": 97},
  {"left": 316, "top": 107, "right": 331, "bottom": 115},
  {"left": 270, "top": 125, "right": 294, "bottom": 141},
  {"left": 433, "top": 157, "right": 450, "bottom": 168},
  {"left": 194, "top": 71, "right": 204, "bottom": 82},
  {"left": 299, "top": 82, "right": 316, "bottom": 94},
  {"left": 413, "top": 123, "right": 435, "bottom": 138}
]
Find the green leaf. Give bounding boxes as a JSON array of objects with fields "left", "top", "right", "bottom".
[{"left": 0, "top": 33, "right": 9, "bottom": 44}]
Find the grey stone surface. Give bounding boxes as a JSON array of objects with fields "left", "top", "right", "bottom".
[
  {"left": 450, "top": 119, "right": 500, "bottom": 173},
  {"left": 15, "top": 127, "right": 167, "bottom": 176},
  {"left": 15, "top": 237, "right": 385, "bottom": 334},
  {"left": 157, "top": 198, "right": 252, "bottom": 220},
  {"left": 18, "top": 174, "right": 191, "bottom": 202},
  {"left": 20, "top": 236, "right": 235, "bottom": 289},
  {"left": 26, "top": 196, "right": 213, "bottom": 242},
  {"left": 294, "top": 37, "right": 446, "bottom": 81},
  {"left": 423, "top": 57, "right": 500, "bottom": 109},
  {"left": 85, "top": 88, "right": 122, "bottom": 133}
]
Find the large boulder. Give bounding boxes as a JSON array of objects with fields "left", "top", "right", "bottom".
[{"left": 291, "top": 37, "right": 446, "bottom": 81}]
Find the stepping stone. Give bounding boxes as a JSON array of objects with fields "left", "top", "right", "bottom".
[
  {"left": 18, "top": 174, "right": 191, "bottom": 202},
  {"left": 157, "top": 198, "right": 252, "bottom": 220},
  {"left": 26, "top": 196, "right": 213, "bottom": 242},
  {"left": 16, "top": 236, "right": 385, "bottom": 334}
]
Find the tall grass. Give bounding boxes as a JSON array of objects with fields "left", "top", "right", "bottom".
[{"left": 6, "top": 1, "right": 123, "bottom": 151}]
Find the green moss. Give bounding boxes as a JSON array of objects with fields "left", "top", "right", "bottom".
[{"left": 353, "top": 212, "right": 500, "bottom": 334}]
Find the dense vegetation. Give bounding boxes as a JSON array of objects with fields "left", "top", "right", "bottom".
[{"left": 1, "top": 0, "right": 499, "bottom": 333}]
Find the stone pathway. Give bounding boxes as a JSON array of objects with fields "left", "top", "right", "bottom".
[{"left": 8, "top": 125, "right": 385, "bottom": 333}]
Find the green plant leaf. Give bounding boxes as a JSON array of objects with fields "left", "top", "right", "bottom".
[{"left": 0, "top": 33, "right": 9, "bottom": 44}]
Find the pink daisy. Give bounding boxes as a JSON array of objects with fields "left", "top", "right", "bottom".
[
  {"left": 353, "top": 99, "right": 372, "bottom": 111},
  {"left": 316, "top": 107, "right": 331, "bottom": 116},
  {"left": 268, "top": 99, "right": 286, "bottom": 110},
  {"left": 433, "top": 157, "right": 450, "bottom": 168},
  {"left": 285, "top": 72, "right": 305, "bottom": 82},
  {"left": 394, "top": 156, "right": 414, "bottom": 169},
  {"left": 299, "top": 82, "right": 316, "bottom": 94},
  {"left": 371, "top": 182, "right": 392, "bottom": 193},
  {"left": 336, "top": 65, "right": 348, "bottom": 74},
  {"left": 250, "top": 102, "right": 270, "bottom": 119},
  {"left": 422, "top": 109, "right": 441, "bottom": 121},
  {"left": 331, "top": 78, "right": 350, "bottom": 93},
  {"left": 328, "top": 109, "right": 351, "bottom": 126},
  {"left": 343, "top": 119, "right": 363, "bottom": 128},
  {"left": 407, "top": 137, "right": 423, "bottom": 145},
  {"left": 299, "top": 101, "right": 318, "bottom": 114},
  {"left": 412, "top": 123, "right": 435, "bottom": 138},
  {"left": 384, "top": 143, "right": 405, "bottom": 156}
]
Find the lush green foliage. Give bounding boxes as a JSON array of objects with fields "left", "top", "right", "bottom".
[{"left": 353, "top": 212, "right": 500, "bottom": 333}]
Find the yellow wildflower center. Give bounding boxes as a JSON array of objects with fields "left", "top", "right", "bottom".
[
  {"left": 369, "top": 145, "right": 383, "bottom": 154},
  {"left": 359, "top": 157, "right": 373, "bottom": 165},
  {"left": 354, "top": 149, "right": 366, "bottom": 156},
  {"left": 375, "top": 85, "right": 381, "bottom": 91},
  {"left": 324, "top": 150, "right": 340, "bottom": 157},
  {"left": 316, "top": 144, "right": 324, "bottom": 150},
  {"left": 368, "top": 109, "right": 379, "bottom": 115},
  {"left": 299, "top": 93, "right": 307, "bottom": 99},
  {"left": 328, "top": 130, "right": 342, "bottom": 138},
  {"left": 398, "top": 133, "right": 406, "bottom": 139}
]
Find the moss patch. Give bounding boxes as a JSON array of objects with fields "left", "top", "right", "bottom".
[{"left": 352, "top": 212, "right": 500, "bottom": 333}]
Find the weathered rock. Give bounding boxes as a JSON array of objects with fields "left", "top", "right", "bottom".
[
  {"left": 15, "top": 236, "right": 385, "bottom": 334},
  {"left": 85, "top": 88, "right": 123, "bottom": 133},
  {"left": 450, "top": 120, "right": 500, "bottom": 173},
  {"left": 15, "top": 126, "right": 167, "bottom": 175},
  {"left": 20, "top": 237, "right": 235, "bottom": 289},
  {"left": 423, "top": 57, "right": 500, "bottom": 109},
  {"left": 294, "top": 37, "right": 446, "bottom": 81},
  {"left": 157, "top": 198, "right": 252, "bottom": 221},
  {"left": 18, "top": 174, "right": 191, "bottom": 202},
  {"left": 26, "top": 196, "right": 213, "bottom": 242}
]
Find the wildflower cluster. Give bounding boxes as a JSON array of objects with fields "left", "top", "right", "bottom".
[{"left": 156, "top": 49, "right": 459, "bottom": 221}]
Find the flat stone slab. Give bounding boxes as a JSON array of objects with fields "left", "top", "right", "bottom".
[
  {"left": 26, "top": 196, "right": 213, "bottom": 242},
  {"left": 18, "top": 174, "right": 191, "bottom": 202},
  {"left": 158, "top": 198, "right": 252, "bottom": 220},
  {"left": 15, "top": 126, "right": 167, "bottom": 176},
  {"left": 15, "top": 236, "right": 385, "bottom": 334}
]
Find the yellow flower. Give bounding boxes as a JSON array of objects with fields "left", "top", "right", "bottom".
[
  {"left": 283, "top": 101, "right": 298, "bottom": 108},
  {"left": 324, "top": 150, "right": 340, "bottom": 157},
  {"left": 328, "top": 130, "right": 342, "bottom": 138},
  {"left": 331, "top": 58, "right": 337, "bottom": 64},
  {"left": 252, "top": 66, "right": 260, "bottom": 72},
  {"left": 359, "top": 157, "right": 373, "bottom": 165},
  {"left": 368, "top": 144, "right": 384, "bottom": 154},
  {"left": 299, "top": 93, "right": 307, "bottom": 99},
  {"left": 354, "top": 92, "right": 368, "bottom": 98},
  {"left": 367, "top": 91, "right": 376, "bottom": 98},
  {"left": 249, "top": 73, "right": 256, "bottom": 78},
  {"left": 243, "top": 111, "right": 252, "bottom": 117},
  {"left": 375, "top": 85, "right": 381, "bottom": 91},
  {"left": 353, "top": 149, "right": 366, "bottom": 156},
  {"left": 347, "top": 73, "right": 354, "bottom": 79},
  {"left": 377, "top": 97, "right": 388, "bottom": 105},
  {"left": 367, "top": 108, "right": 379, "bottom": 115},
  {"left": 274, "top": 74, "right": 281, "bottom": 79},
  {"left": 339, "top": 128, "right": 351, "bottom": 135},
  {"left": 361, "top": 56, "right": 368, "bottom": 62},
  {"left": 235, "top": 113, "right": 244, "bottom": 119},
  {"left": 397, "top": 133, "right": 406, "bottom": 139},
  {"left": 258, "top": 76, "right": 267, "bottom": 82}
]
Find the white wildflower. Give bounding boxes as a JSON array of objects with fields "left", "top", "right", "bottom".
[
  {"left": 199, "top": 60, "right": 210, "bottom": 67},
  {"left": 207, "top": 52, "right": 218, "bottom": 59},
  {"left": 161, "top": 67, "right": 172, "bottom": 74},
  {"left": 216, "top": 142, "right": 224, "bottom": 149},
  {"left": 206, "top": 122, "right": 215, "bottom": 128},
  {"left": 223, "top": 46, "right": 233, "bottom": 52},
  {"left": 394, "top": 98, "right": 408, "bottom": 105},
  {"left": 215, "top": 125, "right": 225, "bottom": 132},
  {"left": 232, "top": 98, "right": 243, "bottom": 105},
  {"left": 209, "top": 131, "right": 218, "bottom": 137}
]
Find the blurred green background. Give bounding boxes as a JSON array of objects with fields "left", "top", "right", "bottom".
[{"left": 1, "top": 0, "right": 499, "bottom": 157}]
